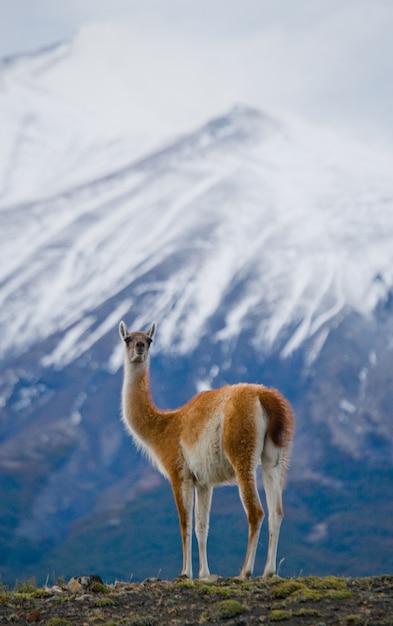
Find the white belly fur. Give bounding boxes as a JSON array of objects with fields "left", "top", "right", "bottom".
[{"left": 181, "top": 413, "right": 236, "bottom": 485}]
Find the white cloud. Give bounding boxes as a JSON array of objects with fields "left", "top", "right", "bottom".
[{"left": 0, "top": 0, "right": 392, "bottom": 147}]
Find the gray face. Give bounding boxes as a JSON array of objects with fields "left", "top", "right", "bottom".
[
  {"left": 122, "top": 331, "right": 153, "bottom": 363},
  {"left": 119, "top": 320, "right": 156, "bottom": 363}
]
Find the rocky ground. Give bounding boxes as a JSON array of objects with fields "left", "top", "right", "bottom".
[{"left": 0, "top": 574, "right": 392, "bottom": 625}]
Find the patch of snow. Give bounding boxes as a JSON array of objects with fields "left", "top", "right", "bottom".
[
  {"left": 339, "top": 399, "right": 357, "bottom": 414},
  {"left": 306, "top": 522, "right": 328, "bottom": 544},
  {"left": 41, "top": 300, "right": 132, "bottom": 368}
]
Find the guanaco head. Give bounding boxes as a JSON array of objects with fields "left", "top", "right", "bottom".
[{"left": 119, "top": 321, "right": 156, "bottom": 364}]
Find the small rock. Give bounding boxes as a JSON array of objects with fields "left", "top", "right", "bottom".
[
  {"left": 200, "top": 574, "right": 219, "bottom": 583},
  {"left": 142, "top": 577, "right": 161, "bottom": 585},
  {"left": 45, "top": 585, "right": 63, "bottom": 595},
  {"left": 67, "top": 575, "right": 104, "bottom": 593},
  {"left": 75, "top": 594, "right": 94, "bottom": 602}
]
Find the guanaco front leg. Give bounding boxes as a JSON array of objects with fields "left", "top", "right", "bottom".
[{"left": 171, "top": 479, "right": 194, "bottom": 578}]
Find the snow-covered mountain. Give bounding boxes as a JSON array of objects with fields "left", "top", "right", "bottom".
[
  {"left": 2, "top": 100, "right": 393, "bottom": 366},
  {"left": 1, "top": 33, "right": 393, "bottom": 583}
]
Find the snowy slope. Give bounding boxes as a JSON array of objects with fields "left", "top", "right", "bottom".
[
  {"left": 2, "top": 25, "right": 393, "bottom": 372},
  {"left": 1, "top": 100, "right": 393, "bottom": 368},
  {"left": 0, "top": 21, "right": 231, "bottom": 205},
  {"left": 0, "top": 35, "right": 164, "bottom": 203}
]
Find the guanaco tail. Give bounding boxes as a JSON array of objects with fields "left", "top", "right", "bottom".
[{"left": 119, "top": 320, "right": 294, "bottom": 579}]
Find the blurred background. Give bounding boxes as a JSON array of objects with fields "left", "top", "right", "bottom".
[{"left": 0, "top": 0, "right": 392, "bottom": 584}]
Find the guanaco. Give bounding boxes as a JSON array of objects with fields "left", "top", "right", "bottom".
[{"left": 119, "top": 320, "right": 294, "bottom": 579}]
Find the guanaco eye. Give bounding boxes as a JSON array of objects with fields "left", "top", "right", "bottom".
[
  {"left": 124, "top": 337, "right": 132, "bottom": 345},
  {"left": 146, "top": 338, "right": 153, "bottom": 346}
]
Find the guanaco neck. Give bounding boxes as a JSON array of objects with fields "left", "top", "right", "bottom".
[{"left": 121, "top": 356, "right": 170, "bottom": 444}]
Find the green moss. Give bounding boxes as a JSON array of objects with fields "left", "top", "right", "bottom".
[
  {"left": 0, "top": 592, "right": 11, "bottom": 606},
  {"left": 271, "top": 580, "right": 307, "bottom": 598},
  {"left": 46, "top": 619, "right": 73, "bottom": 626},
  {"left": 6, "top": 588, "right": 52, "bottom": 603},
  {"left": 217, "top": 599, "right": 245, "bottom": 618},
  {"left": 291, "top": 587, "right": 324, "bottom": 602},
  {"left": 175, "top": 578, "right": 236, "bottom": 597},
  {"left": 325, "top": 589, "right": 352, "bottom": 600},
  {"left": 271, "top": 576, "right": 351, "bottom": 605},
  {"left": 203, "top": 599, "right": 245, "bottom": 621},
  {"left": 242, "top": 579, "right": 263, "bottom": 590},
  {"left": 96, "top": 596, "right": 116, "bottom": 607},
  {"left": 173, "top": 579, "right": 195, "bottom": 589},
  {"left": 10, "top": 577, "right": 52, "bottom": 600},
  {"left": 269, "top": 609, "right": 293, "bottom": 621},
  {"left": 293, "top": 608, "right": 322, "bottom": 618},
  {"left": 198, "top": 584, "right": 233, "bottom": 597},
  {"left": 302, "top": 575, "right": 348, "bottom": 591},
  {"left": 344, "top": 615, "right": 365, "bottom": 624},
  {"left": 30, "top": 588, "right": 53, "bottom": 598},
  {"left": 90, "top": 581, "right": 110, "bottom": 593}
]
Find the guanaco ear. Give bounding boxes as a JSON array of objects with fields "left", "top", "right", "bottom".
[
  {"left": 146, "top": 321, "right": 156, "bottom": 340},
  {"left": 119, "top": 321, "right": 129, "bottom": 341}
]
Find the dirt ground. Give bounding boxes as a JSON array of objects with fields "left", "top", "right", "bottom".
[{"left": 1, "top": 574, "right": 392, "bottom": 625}]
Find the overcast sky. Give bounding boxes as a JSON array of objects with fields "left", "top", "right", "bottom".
[{"left": 1, "top": 0, "right": 393, "bottom": 148}]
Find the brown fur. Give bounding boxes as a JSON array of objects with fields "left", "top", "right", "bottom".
[{"left": 119, "top": 320, "right": 294, "bottom": 579}]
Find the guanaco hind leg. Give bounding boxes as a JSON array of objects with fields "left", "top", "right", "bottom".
[
  {"left": 194, "top": 484, "right": 213, "bottom": 579},
  {"left": 236, "top": 470, "right": 265, "bottom": 579},
  {"left": 261, "top": 438, "right": 286, "bottom": 577}
]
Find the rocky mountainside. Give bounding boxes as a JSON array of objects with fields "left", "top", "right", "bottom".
[{"left": 1, "top": 35, "right": 393, "bottom": 584}]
